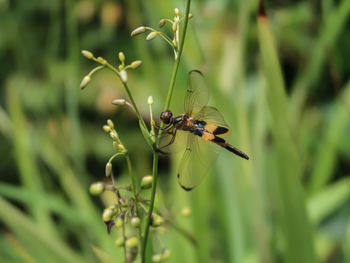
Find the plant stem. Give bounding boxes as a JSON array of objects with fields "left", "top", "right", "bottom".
[
  {"left": 103, "top": 62, "right": 148, "bottom": 131},
  {"left": 124, "top": 152, "right": 143, "bottom": 247},
  {"left": 141, "top": 0, "right": 191, "bottom": 262}
]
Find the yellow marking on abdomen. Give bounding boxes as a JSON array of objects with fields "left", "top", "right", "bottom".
[
  {"left": 202, "top": 131, "right": 215, "bottom": 141},
  {"left": 204, "top": 122, "right": 218, "bottom": 133}
]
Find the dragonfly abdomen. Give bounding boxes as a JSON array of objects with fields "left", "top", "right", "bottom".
[{"left": 209, "top": 133, "right": 250, "bottom": 160}]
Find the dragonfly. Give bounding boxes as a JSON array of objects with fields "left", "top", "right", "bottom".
[{"left": 159, "top": 70, "right": 249, "bottom": 191}]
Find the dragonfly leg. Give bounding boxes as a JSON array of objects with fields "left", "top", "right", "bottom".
[
  {"left": 158, "top": 129, "right": 177, "bottom": 150},
  {"left": 155, "top": 123, "right": 173, "bottom": 131}
]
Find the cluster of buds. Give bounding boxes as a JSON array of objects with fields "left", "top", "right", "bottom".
[
  {"left": 80, "top": 49, "right": 142, "bottom": 89},
  {"left": 130, "top": 7, "right": 193, "bottom": 59},
  {"left": 88, "top": 119, "right": 173, "bottom": 262}
]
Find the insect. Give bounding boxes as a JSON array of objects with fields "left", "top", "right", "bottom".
[{"left": 159, "top": 70, "right": 249, "bottom": 191}]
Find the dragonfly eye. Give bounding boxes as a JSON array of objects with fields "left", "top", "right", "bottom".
[{"left": 160, "top": 110, "right": 173, "bottom": 124}]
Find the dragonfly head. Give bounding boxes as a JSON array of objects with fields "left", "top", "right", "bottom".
[{"left": 160, "top": 110, "right": 173, "bottom": 124}]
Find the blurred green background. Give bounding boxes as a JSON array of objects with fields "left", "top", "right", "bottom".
[{"left": 1, "top": 0, "right": 350, "bottom": 262}]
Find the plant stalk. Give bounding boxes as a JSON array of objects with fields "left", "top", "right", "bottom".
[{"left": 141, "top": 0, "right": 191, "bottom": 261}]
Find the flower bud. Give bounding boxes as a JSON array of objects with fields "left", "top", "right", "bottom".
[
  {"left": 188, "top": 13, "right": 193, "bottom": 19},
  {"left": 110, "top": 132, "right": 118, "bottom": 140},
  {"left": 147, "top": 96, "right": 153, "bottom": 105},
  {"left": 181, "top": 207, "right": 191, "bottom": 217},
  {"left": 115, "top": 237, "right": 124, "bottom": 247},
  {"left": 119, "top": 198, "right": 128, "bottom": 207},
  {"left": 174, "top": 8, "right": 179, "bottom": 16},
  {"left": 96, "top": 57, "right": 107, "bottom": 65},
  {"left": 152, "top": 254, "right": 162, "bottom": 263},
  {"left": 162, "top": 249, "right": 171, "bottom": 260},
  {"left": 105, "top": 162, "right": 112, "bottom": 177},
  {"left": 120, "top": 70, "right": 127, "bottom": 83},
  {"left": 80, "top": 75, "right": 91, "bottom": 90},
  {"left": 115, "top": 216, "right": 124, "bottom": 228},
  {"left": 112, "top": 99, "right": 126, "bottom": 105},
  {"left": 118, "top": 144, "right": 126, "bottom": 151},
  {"left": 102, "top": 207, "right": 116, "bottom": 222},
  {"left": 158, "top": 19, "right": 166, "bottom": 27},
  {"left": 107, "top": 119, "right": 114, "bottom": 129},
  {"left": 172, "top": 23, "right": 177, "bottom": 32},
  {"left": 112, "top": 141, "right": 119, "bottom": 150},
  {"left": 146, "top": 32, "right": 158, "bottom": 41},
  {"left": 131, "top": 217, "right": 141, "bottom": 227},
  {"left": 130, "top": 60, "right": 142, "bottom": 69},
  {"left": 81, "top": 50, "right": 94, "bottom": 59},
  {"left": 131, "top": 26, "right": 146, "bottom": 36},
  {"left": 103, "top": 125, "right": 111, "bottom": 133},
  {"left": 151, "top": 213, "right": 164, "bottom": 227},
  {"left": 89, "top": 182, "right": 104, "bottom": 196},
  {"left": 125, "top": 237, "right": 138, "bottom": 248},
  {"left": 118, "top": 51, "right": 125, "bottom": 62},
  {"left": 141, "top": 176, "right": 153, "bottom": 189}
]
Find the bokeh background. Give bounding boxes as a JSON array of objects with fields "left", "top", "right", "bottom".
[{"left": 1, "top": 0, "right": 350, "bottom": 262}]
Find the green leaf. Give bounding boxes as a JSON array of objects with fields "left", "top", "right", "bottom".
[
  {"left": 308, "top": 177, "right": 350, "bottom": 225},
  {"left": 257, "top": 4, "right": 316, "bottom": 263}
]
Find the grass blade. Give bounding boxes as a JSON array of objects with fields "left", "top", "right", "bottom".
[{"left": 257, "top": 2, "right": 316, "bottom": 262}]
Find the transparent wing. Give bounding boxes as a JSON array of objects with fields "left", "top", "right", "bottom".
[
  {"left": 184, "top": 70, "right": 209, "bottom": 117},
  {"left": 177, "top": 133, "right": 221, "bottom": 191},
  {"left": 195, "top": 106, "right": 231, "bottom": 137},
  {"left": 158, "top": 129, "right": 187, "bottom": 154}
]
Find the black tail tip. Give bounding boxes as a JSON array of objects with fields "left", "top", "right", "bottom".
[{"left": 258, "top": 0, "right": 266, "bottom": 17}]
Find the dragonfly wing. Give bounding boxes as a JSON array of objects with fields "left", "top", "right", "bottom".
[
  {"left": 195, "top": 106, "right": 232, "bottom": 137},
  {"left": 159, "top": 129, "right": 187, "bottom": 154},
  {"left": 184, "top": 70, "right": 209, "bottom": 117},
  {"left": 177, "top": 133, "right": 221, "bottom": 190}
]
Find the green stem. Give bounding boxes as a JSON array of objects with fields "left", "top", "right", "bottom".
[
  {"left": 124, "top": 153, "right": 143, "bottom": 248},
  {"left": 103, "top": 62, "right": 148, "bottom": 130},
  {"left": 141, "top": 0, "right": 191, "bottom": 262},
  {"left": 141, "top": 152, "right": 159, "bottom": 261},
  {"left": 122, "top": 220, "right": 127, "bottom": 263}
]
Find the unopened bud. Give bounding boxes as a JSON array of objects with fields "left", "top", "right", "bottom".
[
  {"left": 102, "top": 207, "right": 116, "bottom": 222},
  {"left": 181, "top": 207, "right": 191, "bottom": 217},
  {"left": 96, "top": 57, "right": 107, "bottom": 65},
  {"left": 131, "top": 26, "right": 146, "bottom": 36},
  {"left": 131, "top": 217, "right": 141, "bottom": 227},
  {"left": 80, "top": 75, "right": 91, "bottom": 90},
  {"left": 115, "top": 237, "right": 124, "bottom": 247},
  {"left": 147, "top": 96, "right": 153, "bottom": 105},
  {"left": 120, "top": 70, "right": 127, "bottom": 83},
  {"left": 118, "top": 52, "right": 125, "bottom": 62},
  {"left": 118, "top": 144, "right": 125, "bottom": 151},
  {"left": 141, "top": 176, "right": 153, "bottom": 189},
  {"left": 130, "top": 60, "right": 142, "bottom": 69},
  {"left": 158, "top": 19, "right": 166, "bottom": 27},
  {"left": 115, "top": 216, "right": 124, "bottom": 228},
  {"left": 125, "top": 237, "right": 138, "bottom": 248},
  {"left": 81, "top": 50, "right": 94, "bottom": 59},
  {"left": 162, "top": 249, "right": 171, "bottom": 260},
  {"left": 89, "top": 182, "right": 104, "bottom": 196},
  {"left": 119, "top": 198, "right": 128, "bottom": 207},
  {"left": 174, "top": 8, "right": 179, "bottom": 16},
  {"left": 105, "top": 162, "right": 112, "bottom": 177},
  {"left": 146, "top": 32, "right": 158, "bottom": 41},
  {"left": 107, "top": 119, "right": 114, "bottom": 129},
  {"left": 103, "top": 125, "right": 112, "bottom": 133},
  {"left": 152, "top": 254, "right": 162, "bottom": 263},
  {"left": 172, "top": 23, "right": 177, "bottom": 32},
  {"left": 112, "top": 141, "right": 119, "bottom": 150},
  {"left": 151, "top": 213, "right": 164, "bottom": 227},
  {"left": 112, "top": 99, "right": 126, "bottom": 106}
]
